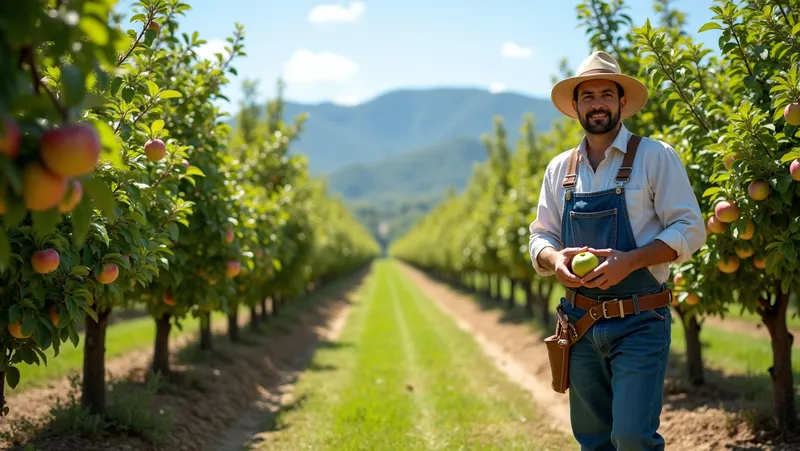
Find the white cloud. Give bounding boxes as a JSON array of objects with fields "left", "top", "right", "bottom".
[
  {"left": 501, "top": 41, "right": 533, "bottom": 59},
  {"left": 194, "top": 39, "right": 228, "bottom": 61},
  {"left": 332, "top": 95, "right": 362, "bottom": 106},
  {"left": 282, "top": 49, "right": 359, "bottom": 84},
  {"left": 308, "top": 1, "right": 365, "bottom": 23},
  {"left": 489, "top": 82, "right": 507, "bottom": 94}
]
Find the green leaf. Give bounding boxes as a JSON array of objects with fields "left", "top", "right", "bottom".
[
  {"left": 82, "top": 176, "right": 116, "bottom": 218},
  {"left": 151, "top": 119, "right": 164, "bottom": 134},
  {"left": 34, "top": 326, "right": 52, "bottom": 350},
  {"left": 80, "top": 16, "right": 109, "bottom": 45},
  {"left": 8, "top": 306, "right": 21, "bottom": 324},
  {"left": 698, "top": 21, "right": 723, "bottom": 32},
  {"left": 0, "top": 227, "right": 9, "bottom": 268},
  {"left": 70, "top": 192, "right": 93, "bottom": 247},
  {"left": 21, "top": 314, "right": 37, "bottom": 337},
  {"left": 92, "top": 120, "right": 123, "bottom": 169},
  {"left": 185, "top": 166, "right": 205, "bottom": 177},
  {"left": 60, "top": 64, "right": 86, "bottom": 108},
  {"left": 159, "top": 90, "right": 182, "bottom": 99},
  {"left": 84, "top": 306, "right": 98, "bottom": 323},
  {"left": 5, "top": 366, "right": 20, "bottom": 389},
  {"left": 31, "top": 208, "right": 61, "bottom": 238}
]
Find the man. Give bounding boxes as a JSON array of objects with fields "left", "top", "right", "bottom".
[{"left": 528, "top": 51, "right": 706, "bottom": 450}]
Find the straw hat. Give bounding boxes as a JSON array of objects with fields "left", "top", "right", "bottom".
[{"left": 551, "top": 51, "right": 648, "bottom": 120}]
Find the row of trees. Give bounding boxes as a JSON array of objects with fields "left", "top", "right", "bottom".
[
  {"left": 0, "top": 0, "right": 379, "bottom": 419},
  {"left": 391, "top": 0, "right": 800, "bottom": 431}
]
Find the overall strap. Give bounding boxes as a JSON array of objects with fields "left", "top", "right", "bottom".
[
  {"left": 561, "top": 146, "right": 580, "bottom": 189},
  {"left": 616, "top": 135, "right": 642, "bottom": 183}
]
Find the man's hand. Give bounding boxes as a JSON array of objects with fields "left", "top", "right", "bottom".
[
  {"left": 539, "top": 246, "right": 589, "bottom": 288},
  {"left": 579, "top": 248, "right": 635, "bottom": 290}
]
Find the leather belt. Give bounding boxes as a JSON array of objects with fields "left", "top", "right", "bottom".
[{"left": 558, "top": 288, "right": 673, "bottom": 346}]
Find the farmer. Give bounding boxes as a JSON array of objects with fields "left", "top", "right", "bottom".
[{"left": 528, "top": 51, "right": 706, "bottom": 450}]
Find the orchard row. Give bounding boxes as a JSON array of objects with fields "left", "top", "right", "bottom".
[
  {"left": 0, "top": 0, "right": 380, "bottom": 418},
  {"left": 391, "top": 0, "right": 800, "bottom": 431}
]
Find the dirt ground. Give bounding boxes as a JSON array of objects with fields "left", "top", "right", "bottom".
[
  {"left": 398, "top": 263, "right": 800, "bottom": 451},
  {"left": 0, "top": 268, "right": 368, "bottom": 451}
]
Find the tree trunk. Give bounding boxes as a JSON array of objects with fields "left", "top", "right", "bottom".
[
  {"left": 677, "top": 308, "right": 705, "bottom": 386},
  {"left": 250, "top": 305, "right": 260, "bottom": 332},
  {"left": 491, "top": 274, "right": 500, "bottom": 300},
  {"left": 272, "top": 294, "right": 281, "bottom": 316},
  {"left": 151, "top": 313, "right": 171, "bottom": 376},
  {"left": 524, "top": 280, "right": 535, "bottom": 318},
  {"left": 507, "top": 279, "right": 517, "bottom": 310},
  {"left": 228, "top": 310, "right": 239, "bottom": 343},
  {"left": 200, "top": 312, "right": 212, "bottom": 351},
  {"left": 537, "top": 279, "right": 551, "bottom": 328},
  {"left": 760, "top": 282, "right": 797, "bottom": 431},
  {"left": 82, "top": 308, "right": 111, "bottom": 415},
  {"left": 260, "top": 298, "right": 269, "bottom": 320}
]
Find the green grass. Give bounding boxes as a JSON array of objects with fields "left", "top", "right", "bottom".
[
  {"left": 255, "top": 260, "right": 573, "bottom": 451},
  {"left": 11, "top": 309, "right": 234, "bottom": 394}
]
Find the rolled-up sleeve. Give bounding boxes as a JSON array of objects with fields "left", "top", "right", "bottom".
[
  {"left": 649, "top": 144, "right": 707, "bottom": 264},
  {"left": 529, "top": 164, "right": 564, "bottom": 276}
]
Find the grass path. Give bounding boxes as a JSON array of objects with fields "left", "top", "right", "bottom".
[{"left": 254, "top": 259, "right": 571, "bottom": 450}]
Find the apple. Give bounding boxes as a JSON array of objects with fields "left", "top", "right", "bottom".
[
  {"left": 58, "top": 180, "right": 83, "bottom": 213},
  {"left": 723, "top": 154, "right": 736, "bottom": 170},
  {"left": 717, "top": 255, "right": 740, "bottom": 274},
  {"left": 50, "top": 305, "right": 61, "bottom": 327},
  {"left": 570, "top": 251, "right": 599, "bottom": 277},
  {"left": 673, "top": 272, "right": 685, "bottom": 287},
  {"left": 784, "top": 103, "right": 800, "bottom": 126},
  {"left": 147, "top": 21, "right": 161, "bottom": 32},
  {"left": 791, "top": 159, "right": 800, "bottom": 182},
  {"left": 224, "top": 227, "right": 234, "bottom": 244},
  {"left": 714, "top": 200, "right": 739, "bottom": 223},
  {"left": 753, "top": 256, "right": 767, "bottom": 269},
  {"left": 738, "top": 220, "right": 755, "bottom": 240},
  {"left": 706, "top": 215, "right": 726, "bottom": 234},
  {"left": 39, "top": 124, "right": 101, "bottom": 177},
  {"left": 747, "top": 180, "right": 769, "bottom": 201},
  {"left": 164, "top": 292, "right": 176, "bottom": 306},
  {"left": 226, "top": 260, "right": 241, "bottom": 278},
  {"left": 96, "top": 262, "right": 119, "bottom": 284},
  {"left": 144, "top": 138, "right": 166, "bottom": 161},
  {"left": 31, "top": 248, "right": 59, "bottom": 274},
  {"left": 0, "top": 117, "right": 21, "bottom": 159},
  {"left": 23, "top": 162, "right": 68, "bottom": 211},
  {"left": 7, "top": 321, "right": 30, "bottom": 339},
  {"left": 735, "top": 245, "right": 754, "bottom": 259},
  {"left": 684, "top": 293, "right": 699, "bottom": 306}
]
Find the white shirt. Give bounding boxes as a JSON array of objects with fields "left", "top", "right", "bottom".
[{"left": 528, "top": 124, "right": 707, "bottom": 284}]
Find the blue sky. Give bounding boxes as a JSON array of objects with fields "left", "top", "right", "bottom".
[{"left": 117, "top": 1, "right": 722, "bottom": 112}]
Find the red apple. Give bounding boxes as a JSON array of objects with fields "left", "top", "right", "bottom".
[
  {"left": 723, "top": 154, "right": 736, "bottom": 170},
  {"left": 784, "top": 103, "right": 800, "bottom": 126},
  {"left": 714, "top": 200, "right": 739, "bottom": 223},
  {"left": 791, "top": 159, "right": 800, "bottom": 182},
  {"left": 58, "top": 180, "right": 83, "bottom": 212},
  {"left": 738, "top": 219, "right": 755, "bottom": 240},
  {"left": 224, "top": 227, "right": 234, "bottom": 244},
  {"left": 717, "top": 255, "right": 740, "bottom": 274},
  {"left": 22, "top": 162, "right": 68, "bottom": 211},
  {"left": 39, "top": 124, "right": 101, "bottom": 177},
  {"left": 144, "top": 138, "right": 166, "bottom": 162},
  {"left": 673, "top": 272, "right": 684, "bottom": 287},
  {"left": 147, "top": 21, "right": 161, "bottom": 32},
  {"left": 706, "top": 215, "right": 726, "bottom": 234},
  {"left": 735, "top": 245, "right": 754, "bottom": 259},
  {"left": 226, "top": 261, "right": 241, "bottom": 278},
  {"left": 0, "top": 117, "right": 21, "bottom": 159},
  {"left": 31, "top": 248, "right": 59, "bottom": 274},
  {"left": 164, "top": 292, "right": 176, "bottom": 306},
  {"left": 96, "top": 262, "right": 119, "bottom": 284},
  {"left": 747, "top": 180, "right": 769, "bottom": 201}
]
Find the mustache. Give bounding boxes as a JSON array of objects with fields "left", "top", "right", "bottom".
[{"left": 585, "top": 109, "right": 612, "bottom": 118}]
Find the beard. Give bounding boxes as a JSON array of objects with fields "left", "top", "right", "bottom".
[{"left": 578, "top": 105, "right": 620, "bottom": 134}]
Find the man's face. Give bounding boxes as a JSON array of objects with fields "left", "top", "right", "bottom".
[{"left": 572, "top": 79, "right": 626, "bottom": 135}]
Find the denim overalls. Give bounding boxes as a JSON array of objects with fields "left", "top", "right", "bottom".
[{"left": 558, "top": 134, "right": 672, "bottom": 451}]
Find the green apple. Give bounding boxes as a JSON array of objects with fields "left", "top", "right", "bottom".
[{"left": 571, "top": 251, "right": 599, "bottom": 277}]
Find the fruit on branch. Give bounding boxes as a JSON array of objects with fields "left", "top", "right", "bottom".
[
  {"left": 791, "top": 159, "right": 800, "bottom": 182},
  {"left": 39, "top": 124, "right": 101, "bottom": 177},
  {"left": 226, "top": 260, "right": 241, "bottom": 278},
  {"left": 31, "top": 248, "right": 60, "bottom": 274},
  {"left": 224, "top": 227, "right": 234, "bottom": 244},
  {"left": 163, "top": 292, "right": 176, "bottom": 306},
  {"left": 22, "top": 162, "right": 68, "bottom": 211},
  {"left": 571, "top": 251, "right": 599, "bottom": 277},
  {"left": 96, "top": 263, "right": 119, "bottom": 284},
  {"left": 738, "top": 220, "right": 755, "bottom": 240},
  {"left": 147, "top": 21, "right": 161, "bottom": 33},
  {"left": 144, "top": 138, "right": 166, "bottom": 162},
  {"left": 735, "top": 245, "right": 754, "bottom": 259},
  {"left": 181, "top": 159, "right": 190, "bottom": 168},
  {"left": 8, "top": 321, "right": 30, "bottom": 339},
  {"left": 49, "top": 305, "right": 61, "bottom": 327},
  {"left": 673, "top": 272, "right": 685, "bottom": 287},
  {"left": 717, "top": 255, "right": 740, "bottom": 274},
  {"left": 0, "top": 117, "right": 21, "bottom": 159},
  {"left": 714, "top": 200, "right": 739, "bottom": 223},
  {"left": 58, "top": 180, "right": 83, "bottom": 212},
  {"left": 753, "top": 256, "right": 766, "bottom": 269},
  {"left": 747, "top": 180, "right": 769, "bottom": 201},
  {"left": 723, "top": 154, "right": 738, "bottom": 170},
  {"left": 784, "top": 103, "right": 800, "bottom": 126},
  {"left": 706, "top": 215, "right": 726, "bottom": 234},
  {"left": 685, "top": 292, "right": 699, "bottom": 306}
]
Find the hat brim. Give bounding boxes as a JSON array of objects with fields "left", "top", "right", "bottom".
[{"left": 550, "top": 73, "right": 649, "bottom": 121}]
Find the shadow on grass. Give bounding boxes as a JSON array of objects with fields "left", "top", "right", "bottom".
[{"left": 2, "top": 263, "right": 373, "bottom": 451}]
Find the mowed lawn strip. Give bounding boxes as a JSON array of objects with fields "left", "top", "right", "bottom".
[{"left": 258, "top": 260, "right": 572, "bottom": 451}]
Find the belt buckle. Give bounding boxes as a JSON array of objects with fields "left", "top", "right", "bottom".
[{"left": 601, "top": 299, "right": 625, "bottom": 319}]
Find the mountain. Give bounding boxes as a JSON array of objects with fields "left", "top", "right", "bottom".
[
  {"left": 271, "top": 87, "right": 561, "bottom": 173},
  {"left": 323, "top": 137, "right": 487, "bottom": 205}
]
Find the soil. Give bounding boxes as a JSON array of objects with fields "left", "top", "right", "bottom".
[
  {"left": 398, "top": 263, "right": 800, "bottom": 451},
  {"left": 0, "top": 267, "right": 368, "bottom": 451}
]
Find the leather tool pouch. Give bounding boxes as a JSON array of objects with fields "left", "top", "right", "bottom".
[{"left": 544, "top": 307, "right": 573, "bottom": 394}]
